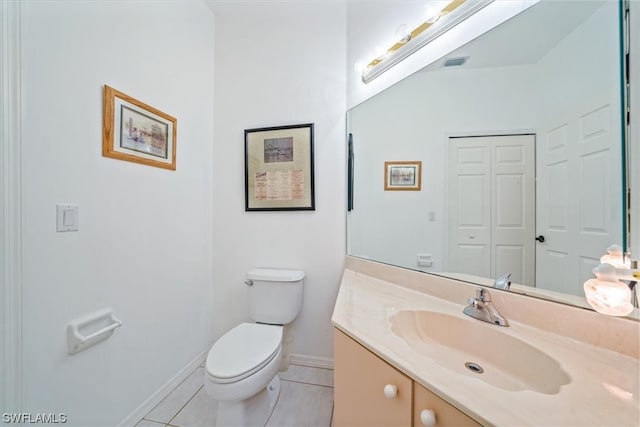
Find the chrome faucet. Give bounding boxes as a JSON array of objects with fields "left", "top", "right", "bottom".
[
  {"left": 493, "top": 273, "right": 512, "bottom": 290},
  {"left": 463, "top": 288, "right": 509, "bottom": 327}
]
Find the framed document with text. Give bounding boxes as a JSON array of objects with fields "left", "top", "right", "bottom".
[{"left": 244, "top": 123, "right": 315, "bottom": 211}]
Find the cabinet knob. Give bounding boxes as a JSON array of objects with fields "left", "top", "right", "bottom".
[
  {"left": 420, "top": 409, "right": 437, "bottom": 426},
  {"left": 383, "top": 384, "right": 398, "bottom": 399}
]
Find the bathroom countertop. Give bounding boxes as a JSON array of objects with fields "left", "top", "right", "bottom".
[{"left": 331, "top": 268, "right": 640, "bottom": 427}]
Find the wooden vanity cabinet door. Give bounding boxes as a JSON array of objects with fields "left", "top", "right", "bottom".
[
  {"left": 333, "top": 328, "right": 412, "bottom": 427},
  {"left": 413, "top": 382, "right": 481, "bottom": 427}
]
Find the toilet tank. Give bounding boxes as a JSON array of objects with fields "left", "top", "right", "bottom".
[{"left": 246, "top": 268, "right": 305, "bottom": 325}]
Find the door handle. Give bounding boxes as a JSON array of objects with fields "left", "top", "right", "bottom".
[{"left": 535, "top": 235, "right": 545, "bottom": 243}]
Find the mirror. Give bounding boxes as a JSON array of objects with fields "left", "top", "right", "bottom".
[{"left": 347, "top": 0, "right": 632, "bottom": 312}]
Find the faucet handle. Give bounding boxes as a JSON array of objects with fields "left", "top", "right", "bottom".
[{"left": 475, "top": 287, "right": 491, "bottom": 302}]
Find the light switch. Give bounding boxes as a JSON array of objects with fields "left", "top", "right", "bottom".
[
  {"left": 57, "top": 204, "right": 79, "bottom": 232},
  {"left": 63, "top": 209, "right": 75, "bottom": 226},
  {"left": 428, "top": 211, "right": 436, "bottom": 222}
]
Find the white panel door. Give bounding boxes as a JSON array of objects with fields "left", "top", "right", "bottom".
[
  {"left": 448, "top": 135, "right": 535, "bottom": 283},
  {"left": 536, "top": 122, "right": 571, "bottom": 292},
  {"left": 448, "top": 138, "right": 491, "bottom": 278},
  {"left": 536, "top": 93, "right": 622, "bottom": 295},
  {"left": 492, "top": 135, "right": 536, "bottom": 286}
]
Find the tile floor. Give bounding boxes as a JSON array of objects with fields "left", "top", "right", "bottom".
[{"left": 135, "top": 363, "right": 334, "bottom": 427}]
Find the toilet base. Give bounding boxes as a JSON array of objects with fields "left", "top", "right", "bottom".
[{"left": 215, "top": 375, "right": 280, "bottom": 427}]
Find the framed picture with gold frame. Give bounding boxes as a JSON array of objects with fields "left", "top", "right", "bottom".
[
  {"left": 244, "top": 123, "right": 315, "bottom": 211},
  {"left": 102, "top": 85, "right": 177, "bottom": 170},
  {"left": 384, "top": 161, "right": 422, "bottom": 191}
]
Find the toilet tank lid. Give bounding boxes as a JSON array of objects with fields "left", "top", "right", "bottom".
[{"left": 247, "top": 268, "right": 305, "bottom": 282}]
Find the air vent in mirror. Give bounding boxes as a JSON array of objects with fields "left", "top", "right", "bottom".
[{"left": 443, "top": 56, "right": 469, "bottom": 67}]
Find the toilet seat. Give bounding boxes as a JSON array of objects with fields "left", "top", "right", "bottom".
[{"left": 206, "top": 323, "right": 283, "bottom": 384}]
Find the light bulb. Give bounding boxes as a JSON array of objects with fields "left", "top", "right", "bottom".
[
  {"left": 374, "top": 45, "right": 388, "bottom": 61},
  {"left": 395, "top": 24, "right": 411, "bottom": 43},
  {"left": 425, "top": 7, "right": 441, "bottom": 24}
]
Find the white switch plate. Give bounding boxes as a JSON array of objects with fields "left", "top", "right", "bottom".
[
  {"left": 428, "top": 211, "right": 436, "bottom": 222},
  {"left": 417, "top": 253, "right": 433, "bottom": 267},
  {"left": 56, "top": 204, "right": 79, "bottom": 232}
]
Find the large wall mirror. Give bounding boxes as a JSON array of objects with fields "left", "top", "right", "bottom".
[{"left": 347, "top": 0, "right": 634, "bottom": 314}]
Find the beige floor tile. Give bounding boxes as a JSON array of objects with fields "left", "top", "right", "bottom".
[
  {"left": 145, "top": 367, "right": 205, "bottom": 424},
  {"left": 265, "top": 380, "right": 333, "bottom": 427},
  {"left": 278, "top": 364, "right": 334, "bottom": 387},
  {"left": 143, "top": 365, "right": 334, "bottom": 427},
  {"left": 170, "top": 387, "right": 218, "bottom": 427}
]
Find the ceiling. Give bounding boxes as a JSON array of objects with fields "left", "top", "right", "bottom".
[{"left": 420, "top": 0, "right": 606, "bottom": 72}]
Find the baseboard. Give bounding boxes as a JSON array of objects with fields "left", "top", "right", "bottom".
[
  {"left": 117, "top": 348, "right": 209, "bottom": 427},
  {"left": 289, "top": 353, "right": 334, "bottom": 370}
]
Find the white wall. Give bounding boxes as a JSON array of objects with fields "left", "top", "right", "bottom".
[
  {"left": 349, "top": 65, "right": 538, "bottom": 271},
  {"left": 210, "top": 1, "right": 346, "bottom": 360},
  {"left": 534, "top": 2, "right": 620, "bottom": 126},
  {"left": 20, "top": 1, "right": 215, "bottom": 425}
]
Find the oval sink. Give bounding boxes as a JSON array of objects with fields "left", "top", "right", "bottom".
[{"left": 389, "top": 310, "right": 571, "bottom": 394}]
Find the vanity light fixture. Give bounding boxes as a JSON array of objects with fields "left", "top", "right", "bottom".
[{"left": 361, "top": 0, "right": 494, "bottom": 84}]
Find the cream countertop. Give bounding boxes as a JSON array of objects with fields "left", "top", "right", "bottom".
[{"left": 332, "top": 268, "right": 640, "bottom": 427}]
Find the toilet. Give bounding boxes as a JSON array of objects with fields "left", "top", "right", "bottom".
[{"left": 205, "top": 268, "right": 305, "bottom": 427}]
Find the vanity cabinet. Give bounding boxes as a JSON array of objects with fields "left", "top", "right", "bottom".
[
  {"left": 413, "top": 382, "right": 480, "bottom": 427},
  {"left": 334, "top": 328, "right": 412, "bottom": 426},
  {"left": 334, "top": 328, "right": 480, "bottom": 427}
]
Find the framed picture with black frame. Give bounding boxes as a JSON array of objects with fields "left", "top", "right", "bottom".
[
  {"left": 348, "top": 133, "right": 354, "bottom": 211},
  {"left": 244, "top": 123, "right": 315, "bottom": 211}
]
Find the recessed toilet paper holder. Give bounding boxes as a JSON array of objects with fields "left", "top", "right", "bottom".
[{"left": 66, "top": 308, "right": 122, "bottom": 355}]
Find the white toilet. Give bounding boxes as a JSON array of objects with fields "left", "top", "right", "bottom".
[{"left": 205, "top": 268, "right": 305, "bottom": 427}]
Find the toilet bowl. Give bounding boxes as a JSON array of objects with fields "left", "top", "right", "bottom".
[
  {"left": 205, "top": 268, "right": 305, "bottom": 427},
  {"left": 205, "top": 323, "right": 282, "bottom": 401}
]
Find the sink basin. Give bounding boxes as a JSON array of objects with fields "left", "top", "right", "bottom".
[{"left": 389, "top": 310, "right": 571, "bottom": 394}]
